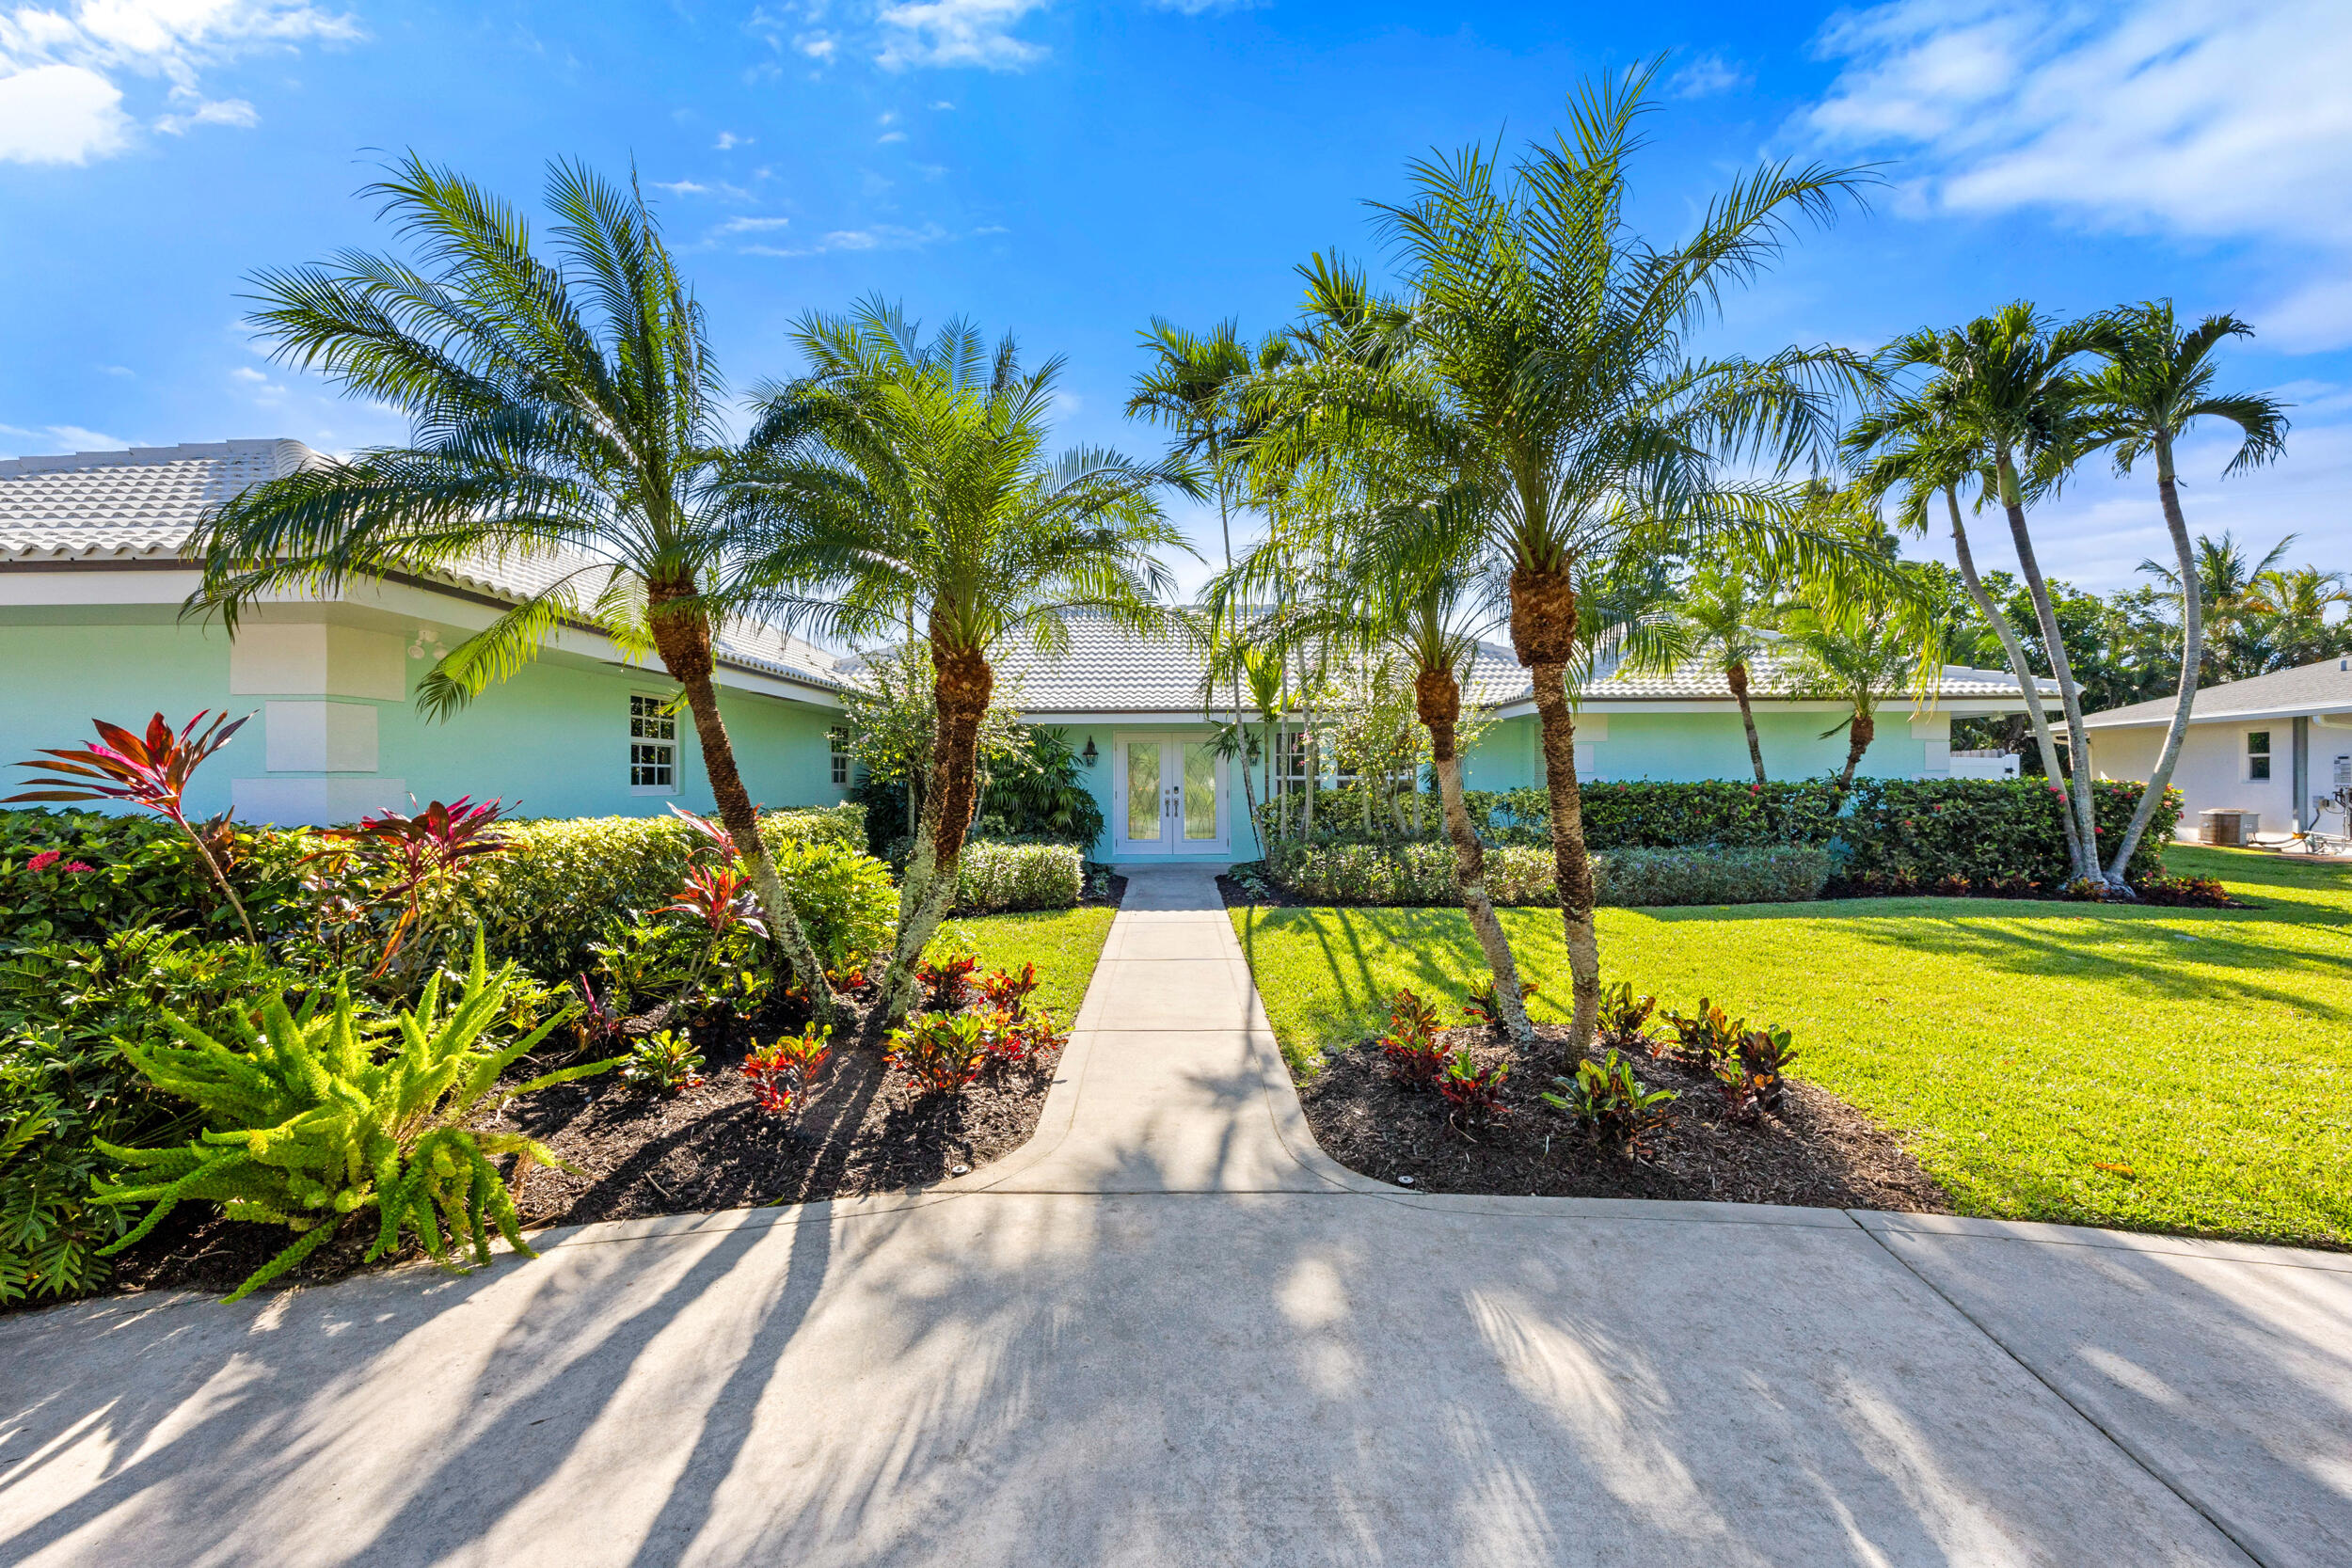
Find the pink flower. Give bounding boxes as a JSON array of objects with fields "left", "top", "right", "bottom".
[
  {"left": 64, "top": 861, "right": 94, "bottom": 873},
  {"left": 25, "top": 849, "right": 60, "bottom": 873}
]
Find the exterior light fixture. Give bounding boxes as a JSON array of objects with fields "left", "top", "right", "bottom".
[{"left": 1080, "top": 736, "right": 1099, "bottom": 768}]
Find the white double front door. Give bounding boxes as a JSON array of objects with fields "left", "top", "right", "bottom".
[{"left": 1112, "top": 734, "right": 1230, "bottom": 857}]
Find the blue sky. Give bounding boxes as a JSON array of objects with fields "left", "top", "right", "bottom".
[{"left": 3, "top": 0, "right": 2346, "bottom": 600}]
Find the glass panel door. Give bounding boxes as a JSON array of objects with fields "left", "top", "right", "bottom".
[
  {"left": 1182, "top": 742, "right": 1219, "bottom": 842},
  {"left": 1125, "top": 740, "right": 1164, "bottom": 847}
]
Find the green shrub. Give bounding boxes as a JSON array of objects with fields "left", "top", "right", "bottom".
[
  {"left": 0, "top": 808, "right": 310, "bottom": 944},
  {"left": 953, "top": 841, "right": 1084, "bottom": 913},
  {"left": 1264, "top": 841, "right": 1829, "bottom": 908},
  {"left": 975, "top": 727, "right": 1106, "bottom": 848},
  {"left": 92, "top": 938, "right": 609, "bottom": 1302},
  {"left": 772, "top": 837, "right": 897, "bottom": 972},
  {"left": 0, "top": 929, "right": 317, "bottom": 1300},
  {"left": 437, "top": 807, "right": 883, "bottom": 977},
  {"left": 1831, "top": 778, "right": 2178, "bottom": 890},
  {"left": 1465, "top": 781, "right": 1844, "bottom": 849}
]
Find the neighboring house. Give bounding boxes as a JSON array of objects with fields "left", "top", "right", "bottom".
[
  {"left": 2087, "top": 656, "right": 2352, "bottom": 838},
  {"left": 3, "top": 437, "right": 2049, "bottom": 860},
  {"left": 991, "top": 618, "right": 2050, "bottom": 864},
  {"left": 0, "top": 441, "right": 850, "bottom": 825}
]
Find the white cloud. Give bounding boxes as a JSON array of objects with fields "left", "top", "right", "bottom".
[
  {"left": 741, "top": 220, "right": 951, "bottom": 258},
  {"left": 714, "top": 129, "right": 753, "bottom": 150},
  {"left": 1804, "top": 0, "right": 2352, "bottom": 345},
  {"left": 930, "top": 99, "right": 952, "bottom": 109},
  {"left": 709, "top": 214, "right": 791, "bottom": 236},
  {"left": 229, "top": 365, "right": 267, "bottom": 383},
  {"left": 0, "top": 61, "right": 125, "bottom": 163},
  {"left": 875, "top": 0, "right": 1046, "bottom": 71},
  {"left": 0, "top": 0, "right": 358, "bottom": 165},
  {"left": 796, "top": 32, "right": 835, "bottom": 59},
  {"left": 156, "top": 95, "right": 255, "bottom": 134},
  {"left": 0, "top": 421, "right": 132, "bottom": 454},
  {"left": 1669, "top": 51, "right": 1748, "bottom": 99},
  {"left": 654, "top": 178, "right": 710, "bottom": 195},
  {"left": 877, "top": 108, "right": 897, "bottom": 124},
  {"left": 97, "top": 363, "right": 133, "bottom": 377},
  {"left": 877, "top": 129, "right": 905, "bottom": 143},
  {"left": 1149, "top": 0, "right": 1257, "bottom": 13}
]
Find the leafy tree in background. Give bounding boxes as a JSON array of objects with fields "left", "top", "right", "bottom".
[{"left": 2249, "top": 563, "right": 2352, "bottom": 670}]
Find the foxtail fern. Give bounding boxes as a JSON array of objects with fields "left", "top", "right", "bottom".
[{"left": 94, "top": 934, "right": 612, "bottom": 1302}]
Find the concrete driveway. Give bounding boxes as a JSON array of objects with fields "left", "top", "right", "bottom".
[{"left": 2, "top": 865, "right": 2345, "bottom": 1566}]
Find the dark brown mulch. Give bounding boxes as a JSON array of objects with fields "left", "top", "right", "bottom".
[
  {"left": 95, "top": 994, "right": 1067, "bottom": 1301},
  {"left": 1297, "top": 1024, "right": 1952, "bottom": 1212},
  {"left": 1086, "top": 871, "right": 1130, "bottom": 909},
  {"left": 1217, "top": 865, "right": 1304, "bottom": 909}
]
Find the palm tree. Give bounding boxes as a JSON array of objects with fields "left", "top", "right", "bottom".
[
  {"left": 1256, "top": 65, "right": 1873, "bottom": 1048},
  {"left": 2074, "top": 304, "right": 2289, "bottom": 880},
  {"left": 1874, "top": 305, "right": 2111, "bottom": 883},
  {"left": 1669, "top": 558, "right": 1782, "bottom": 784},
  {"left": 2249, "top": 563, "right": 2350, "bottom": 669},
  {"left": 1847, "top": 378, "right": 2084, "bottom": 874},
  {"left": 1780, "top": 573, "right": 1935, "bottom": 790},
  {"left": 2140, "top": 531, "right": 2296, "bottom": 683},
  {"left": 184, "top": 155, "right": 849, "bottom": 1014},
  {"left": 758, "top": 302, "right": 1189, "bottom": 1020}
]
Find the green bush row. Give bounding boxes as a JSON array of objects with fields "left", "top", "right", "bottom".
[
  {"left": 1264, "top": 841, "right": 1832, "bottom": 908},
  {"left": 1268, "top": 777, "right": 2178, "bottom": 891},
  {"left": 953, "top": 841, "right": 1085, "bottom": 913}
]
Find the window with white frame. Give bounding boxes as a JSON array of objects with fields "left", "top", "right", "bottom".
[
  {"left": 829, "top": 726, "right": 851, "bottom": 787},
  {"left": 2247, "top": 729, "right": 2272, "bottom": 782},
  {"left": 630, "top": 694, "right": 676, "bottom": 791}
]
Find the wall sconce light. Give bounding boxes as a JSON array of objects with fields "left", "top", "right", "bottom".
[{"left": 1080, "top": 736, "right": 1099, "bottom": 768}]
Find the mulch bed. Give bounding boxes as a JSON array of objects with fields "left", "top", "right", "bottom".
[
  {"left": 1297, "top": 1024, "right": 1952, "bottom": 1212},
  {"left": 96, "top": 987, "right": 1069, "bottom": 1301},
  {"left": 1217, "top": 866, "right": 1304, "bottom": 909}
]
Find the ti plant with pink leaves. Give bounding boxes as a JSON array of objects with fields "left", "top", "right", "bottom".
[
  {"left": 309, "top": 796, "right": 513, "bottom": 977},
  {"left": 8, "top": 711, "right": 258, "bottom": 943}
]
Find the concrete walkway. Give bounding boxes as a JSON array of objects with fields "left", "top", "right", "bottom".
[{"left": 4, "top": 863, "right": 2349, "bottom": 1566}]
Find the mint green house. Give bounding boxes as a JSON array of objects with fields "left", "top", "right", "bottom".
[{"left": 3, "top": 440, "right": 2042, "bottom": 863}]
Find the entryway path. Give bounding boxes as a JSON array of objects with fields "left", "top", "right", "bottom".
[{"left": 3, "top": 863, "right": 2346, "bottom": 1566}]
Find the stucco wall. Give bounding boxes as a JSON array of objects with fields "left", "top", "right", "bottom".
[
  {"left": 1460, "top": 709, "right": 1939, "bottom": 790},
  {"left": 0, "top": 620, "right": 846, "bottom": 826},
  {"left": 2094, "top": 721, "right": 2312, "bottom": 836}
]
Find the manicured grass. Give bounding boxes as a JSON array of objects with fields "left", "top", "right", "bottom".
[
  {"left": 931, "top": 905, "right": 1119, "bottom": 1022},
  {"left": 1234, "top": 846, "right": 2352, "bottom": 1249}
]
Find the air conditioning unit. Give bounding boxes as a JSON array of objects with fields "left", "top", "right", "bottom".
[{"left": 2199, "top": 809, "right": 2260, "bottom": 847}]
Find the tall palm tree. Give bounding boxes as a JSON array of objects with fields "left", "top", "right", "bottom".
[
  {"left": 1668, "top": 559, "right": 1781, "bottom": 784},
  {"left": 758, "top": 302, "right": 1190, "bottom": 1020},
  {"left": 1130, "top": 321, "right": 1293, "bottom": 803},
  {"left": 1875, "top": 305, "right": 2111, "bottom": 882},
  {"left": 2075, "top": 304, "right": 2289, "bottom": 880},
  {"left": 184, "top": 155, "right": 849, "bottom": 1014},
  {"left": 1847, "top": 379, "right": 2084, "bottom": 873},
  {"left": 1255, "top": 65, "right": 1873, "bottom": 1048}
]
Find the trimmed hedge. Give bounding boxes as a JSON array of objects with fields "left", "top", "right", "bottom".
[
  {"left": 436, "top": 806, "right": 883, "bottom": 975},
  {"left": 1831, "top": 777, "right": 2179, "bottom": 891},
  {"left": 1264, "top": 841, "right": 1832, "bottom": 909},
  {"left": 1, "top": 803, "right": 880, "bottom": 977},
  {"left": 953, "top": 841, "right": 1085, "bottom": 913},
  {"left": 1465, "top": 782, "right": 1844, "bottom": 849}
]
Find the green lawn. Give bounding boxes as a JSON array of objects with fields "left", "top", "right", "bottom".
[
  {"left": 930, "top": 906, "right": 1119, "bottom": 1022},
  {"left": 1234, "top": 846, "right": 2352, "bottom": 1249}
]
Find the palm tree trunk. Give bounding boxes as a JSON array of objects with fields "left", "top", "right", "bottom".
[
  {"left": 1728, "top": 661, "right": 1768, "bottom": 784},
  {"left": 2103, "top": 435, "right": 2202, "bottom": 886},
  {"left": 647, "top": 591, "right": 834, "bottom": 1022},
  {"left": 1947, "top": 485, "right": 2085, "bottom": 875},
  {"left": 878, "top": 637, "right": 994, "bottom": 1022},
  {"left": 1511, "top": 561, "right": 1599, "bottom": 1051},
  {"left": 1836, "top": 708, "right": 1874, "bottom": 790},
  {"left": 1420, "top": 667, "right": 1532, "bottom": 1046},
  {"left": 1996, "top": 449, "right": 2100, "bottom": 881}
]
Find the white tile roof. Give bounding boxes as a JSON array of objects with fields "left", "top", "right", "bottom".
[
  {"left": 0, "top": 439, "right": 844, "bottom": 692},
  {"left": 975, "top": 614, "right": 2042, "bottom": 712}
]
